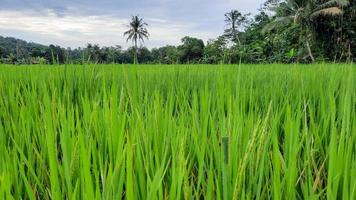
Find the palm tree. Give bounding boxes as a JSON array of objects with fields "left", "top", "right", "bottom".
[
  {"left": 224, "top": 10, "right": 249, "bottom": 45},
  {"left": 124, "top": 15, "right": 149, "bottom": 64},
  {"left": 263, "top": 0, "right": 349, "bottom": 62}
]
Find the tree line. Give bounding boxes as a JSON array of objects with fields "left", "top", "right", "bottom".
[{"left": 0, "top": 0, "right": 355, "bottom": 65}]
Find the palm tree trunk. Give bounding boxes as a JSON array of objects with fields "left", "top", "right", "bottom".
[
  {"left": 134, "top": 39, "right": 138, "bottom": 64},
  {"left": 236, "top": 35, "right": 241, "bottom": 46},
  {"left": 305, "top": 40, "right": 315, "bottom": 63},
  {"left": 233, "top": 31, "right": 241, "bottom": 46}
]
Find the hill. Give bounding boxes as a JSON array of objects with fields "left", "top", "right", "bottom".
[{"left": 0, "top": 35, "right": 48, "bottom": 57}]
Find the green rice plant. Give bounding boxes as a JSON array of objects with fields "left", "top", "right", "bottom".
[{"left": 0, "top": 64, "right": 354, "bottom": 199}]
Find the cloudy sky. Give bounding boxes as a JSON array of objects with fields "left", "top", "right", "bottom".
[{"left": 0, "top": 0, "right": 265, "bottom": 49}]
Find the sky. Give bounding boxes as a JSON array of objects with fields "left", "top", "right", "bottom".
[{"left": 0, "top": 0, "right": 265, "bottom": 49}]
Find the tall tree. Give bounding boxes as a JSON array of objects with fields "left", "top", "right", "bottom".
[
  {"left": 262, "top": 0, "right": 349, "bottom": 62},
  {"left": 203, "top": 36, "right": 228, "bottom": 64},
  {"left": 124, "top": 15, "right": 149, "bottom": 64},
  {"left": 224, "top": 10, "right": 250, "bottom": 45},
  {"left": 86, "top": 44, "right": 102, "bottom": 63},
  {"left": 178, "top": 36, "right": 205, "bottom": 64}
]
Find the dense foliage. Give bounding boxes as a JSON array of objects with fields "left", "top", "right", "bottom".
[
  {"left": 0, "top": 0, "right": 355, "bottom": 64},
  {"left": 0, "top": 64, "right": 355, "bottom": 199}
]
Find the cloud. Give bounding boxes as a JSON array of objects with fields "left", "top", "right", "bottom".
[
  {"left": 0, "top": 9, "right": 215, "bottom": 48},
  {"left": 0, "top": 0, "right": 265, "bottom": 48}
]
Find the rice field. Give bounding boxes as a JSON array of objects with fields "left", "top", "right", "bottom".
[{"left": 0, "top": 64, "right": 355, "bottom": 199}]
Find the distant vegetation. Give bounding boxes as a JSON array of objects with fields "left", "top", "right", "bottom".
[{"left": 0, "top": 0, "right": 355, "bottom": 64}]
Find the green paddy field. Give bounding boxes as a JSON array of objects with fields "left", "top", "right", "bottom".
[{"left": 0, "top": 64, "right": 355, "bottom": 199}]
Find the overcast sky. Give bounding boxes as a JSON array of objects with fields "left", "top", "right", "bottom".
[{"left": 0, "top": 0, "right": 265, "bottom": 49}]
